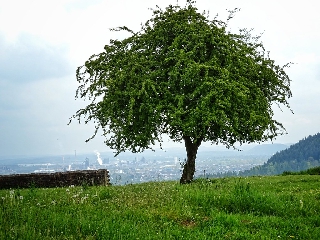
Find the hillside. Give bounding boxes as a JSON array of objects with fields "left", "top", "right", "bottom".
[
  {"left": 1, "top": 175, "right": 319, "bottom": 239},
  {"left": 205, "top": 133, "right": 320, "bottom": 178},
  {"left": 238, "top": 133, "right": 320, "bottom": 176},
  {"left": 267, "top": 133, "right": 320, "bottom": 164}
]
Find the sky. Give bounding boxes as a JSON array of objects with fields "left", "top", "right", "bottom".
[{"left": 0, "top": 0, "right": 319, "bottom": 157}]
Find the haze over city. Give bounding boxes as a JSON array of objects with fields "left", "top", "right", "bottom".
[{"left": 0, "top": 0, "right": 319, "bottom": 157}]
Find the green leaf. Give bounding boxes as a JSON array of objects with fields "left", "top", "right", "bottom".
[{"left": 70, "top": 1, "right": 292, "bottom": 155}]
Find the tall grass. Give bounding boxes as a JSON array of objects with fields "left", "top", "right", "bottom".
[{"left": 1, "top": 175, "right": 319, "bottom": 239}]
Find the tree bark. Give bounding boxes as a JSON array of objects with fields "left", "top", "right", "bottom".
[{"left": 180, "top": 136, "right": 202, "bottom": 184}]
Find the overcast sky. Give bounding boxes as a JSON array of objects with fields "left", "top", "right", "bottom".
[{"left": 0, "top": 0, "right": 319, "bottom": 157}]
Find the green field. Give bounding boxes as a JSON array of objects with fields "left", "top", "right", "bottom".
[{"left": 1, "top": 175, "right": 319, "bottom": 239}]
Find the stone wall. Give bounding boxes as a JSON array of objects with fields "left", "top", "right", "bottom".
[{"left": 0, "top": 169, "right": 110, "bottom": 189}]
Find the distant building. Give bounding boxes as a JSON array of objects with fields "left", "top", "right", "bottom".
[
  {"left": 140, "top": 157, "right": 146, "bottom": 163},
  {"left": 84, "top": 158, "right": 89, "bottom": 169}
]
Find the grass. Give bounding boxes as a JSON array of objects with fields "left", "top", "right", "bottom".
[{"left": 1, "top": 175, "right": 320, "bottom": 239}]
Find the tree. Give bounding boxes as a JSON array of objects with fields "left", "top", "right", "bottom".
[{"left": 69, "top": 1, "right": 292, "bottom": 184}]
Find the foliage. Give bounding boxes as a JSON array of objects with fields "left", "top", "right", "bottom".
[
  {"left": 268, "top": 132, "right": 320, "bottom": 164},
  {"left": 302, "top": 166, "right": 320, "bottom": 175},
  {"left": 1, "top": 175, "right": 320, "bottom": 239},
  {"left": 234, "top": 132, "right": 320, "bottom": 176},
  {"left": 70, "top": 1, "right": 292, "bottom": 183},
  {"left": 282, "top": 166, "right": 320, "bottom": 176},
  {"left": 208, "top": 158, "right": 320, "bottom": 178},
  {"left": 70, "top": 1, "right": 292, "bottom": 155}
]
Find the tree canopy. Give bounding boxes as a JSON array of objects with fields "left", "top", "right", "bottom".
[{"left": 70, "top": 1, "right": 292, "bottom": 183}]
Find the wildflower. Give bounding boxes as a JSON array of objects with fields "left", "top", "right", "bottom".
[
  {"left": 66, "top": 188, "right": 70, "bottom": 192},
  {"left": 1, "top": 197, "right": 5, "bottom": 200},
  {"left": 9, "top": 190, "right": 14, "bottom": 198},
  {"left": 81, "top": 196, "right": 88, "bottom": 203},
  {"left": 70, "top": 185, "right": 75, "bottom": 188},
  {"left": 299, "top": 200, "right": 303, "bottom": 209},
  {"left": 19, "top": 196, "right": 23, "bottom": 200}
]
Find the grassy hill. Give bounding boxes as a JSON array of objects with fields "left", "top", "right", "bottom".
[{"left": 1, "top": 174, "right": 320, "bottom": 239}]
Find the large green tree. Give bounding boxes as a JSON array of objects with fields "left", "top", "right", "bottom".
[{"left": 70, "top": 1, "right": 292, "bottom": 183}]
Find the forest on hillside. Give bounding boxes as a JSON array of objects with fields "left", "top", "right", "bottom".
[
  {"left": 268, "top": 133, "right": 320, "bottom": 164},
  {"left": 207, "top": 133, "right": 320, "bottom": 178}
]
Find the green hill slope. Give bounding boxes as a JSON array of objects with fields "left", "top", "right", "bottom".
[{"left": 1, "top": 176, "right": 319, "bottom": 239}]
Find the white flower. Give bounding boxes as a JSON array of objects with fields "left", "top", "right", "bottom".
[
  {"left": 80, "top": 196, "right": 88, "bottom": 203},
  {"left": 300, "top": 199, "right": 303, "bottom": 209},
  {"left": 19, "top": 196, "right": 23, "bottom": 200},
  {"left": 9, "top": 190, "right": 14, "bottom": 198}
]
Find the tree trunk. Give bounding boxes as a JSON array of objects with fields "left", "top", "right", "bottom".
[{"left": 180, "top": 136, "right": 202, "bottom": 184}]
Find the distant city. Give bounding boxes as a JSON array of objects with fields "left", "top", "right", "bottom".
[{"left": 0, "top": 144, "right": 288, "bottom": 185}]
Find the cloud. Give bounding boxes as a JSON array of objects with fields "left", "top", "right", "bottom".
[
  {"left": 0, "top": 75, "right": 105, "bottom": 156},
  {"left": 0, "top": 33, "right": 73, "bottom": 83},
  {"left": 64, "top": 0, "right": 103, "bottom": 11},
  {"left": 0, "top": 0, "right": 319, "bottom": 156}
]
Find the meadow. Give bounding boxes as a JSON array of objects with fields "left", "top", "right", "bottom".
[{"left": 1, "top": 175, "right": 319, "bottom": 239}]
